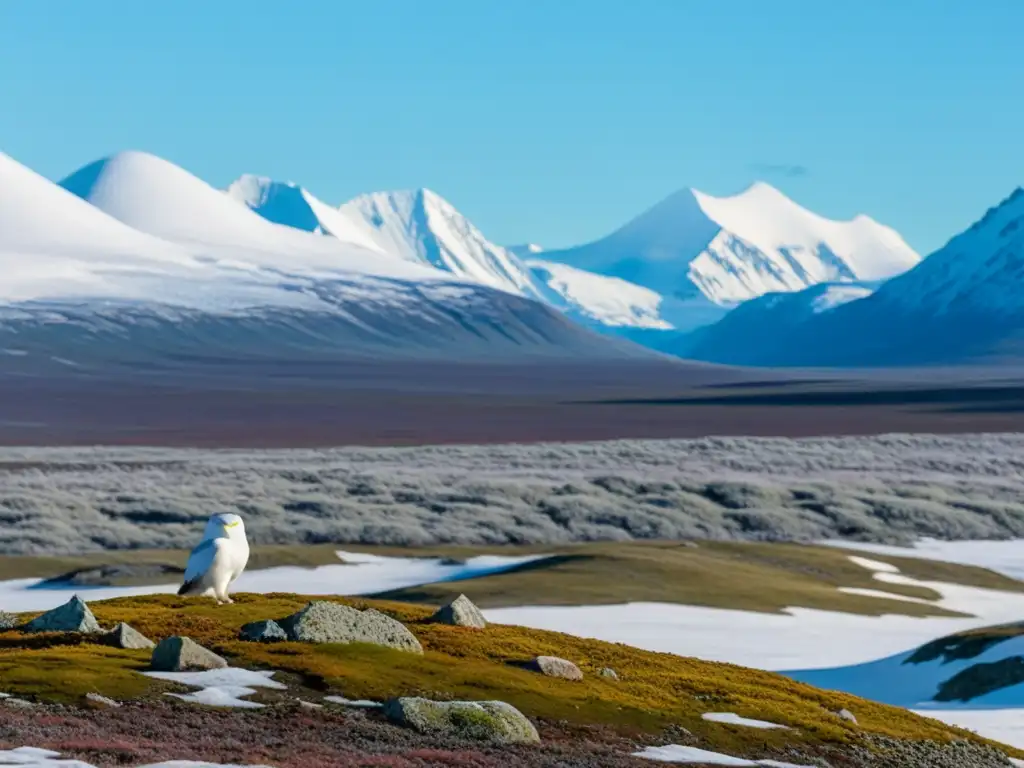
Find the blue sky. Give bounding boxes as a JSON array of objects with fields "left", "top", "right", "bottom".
[{"left": 1, "top": 1, "right": 1022, "bottom": 254}]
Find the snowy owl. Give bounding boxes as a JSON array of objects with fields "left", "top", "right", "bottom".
[{"left": 178, "top": 513, "right": 250, "bottom": 604}]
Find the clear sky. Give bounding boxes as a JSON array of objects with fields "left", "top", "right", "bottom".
[{"left": 2, "top": 0, "right": 1022, "bottom": 255}]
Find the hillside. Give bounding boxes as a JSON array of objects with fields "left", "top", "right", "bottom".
[{"left": 0, "top": 592, "right": 1018, "bottom": 767}]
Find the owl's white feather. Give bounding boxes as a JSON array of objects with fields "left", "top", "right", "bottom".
[{"left": 179, "top": 513, "right": 250, "bottom": 604}]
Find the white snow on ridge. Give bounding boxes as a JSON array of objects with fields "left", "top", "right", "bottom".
[
  {"left": 541, "top": 182, "right": 919, "bottom": 310},
  {"left": 528, "top": 259, "right": 672, "bottom": 329}
]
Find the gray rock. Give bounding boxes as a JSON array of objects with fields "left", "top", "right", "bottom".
[
  {"left": 0, "top": 612, "right": 16, "bottom": 631},
  {"left": 150, "top": 636, "right": 227, "bottom": 672},
  {"left": 103, "top": 622, "right": 155, "bottom": 650},
  {"left": 85, "top": 692, "right": 121, "bottom": 708},
  {"left": 526, "top": 655, "right": 583, "bottom": 681},
  {"left": 2, "top": 698, "right": 34, "bottom": 709},
  {"left": 239, "top": 619, "right": 287, "bottom": 643},
  {"left": 598, "top": 667, "right": 619, "bottom": 680},
  {"left": 384, "top": 697, "right": 539, "bottom": 744},
  {"left": 23, "top": 596, "right": 102, "bottom": 634},
  {"left": 429, "top": 594, "right": 487, "bottom": 629},
  {"left": 277, "top": 601, "right": 422, "bottom": 653},
  {"left": 837, "top": 708, "right": 858, "bottom": 724}
]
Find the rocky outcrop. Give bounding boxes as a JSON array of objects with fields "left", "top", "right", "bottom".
[
  {"left": 23, "top": 596, "right": 102, "bottom": 634},
  {"left": 150, "top": 636, "right": 227, "bottom": 672},
  {"left": 383, "top": 697, "right": 539, "bottom": 744},
  {"left": 525, "top": 655, "right": 583, "bottom": 681},
  {"left": 102, "top": 622, "right": 155, "bottom": 650},
  {"left": 429, "top": 594, "right": 487, "bottom": 629},
  {"left": 598, "top": 667, "right": 619, "bottom": 680},
  {"left": 239, "top": 619, "right": 287, "bottom": 643},
  {"left": 276, "top": 601, "right": 422, "bottom": 653}
]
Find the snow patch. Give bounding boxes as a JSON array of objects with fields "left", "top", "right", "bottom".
[
  {"left": 701, "top": 712, "right": 790, "bottom": 729},
  {"left": 143, "top": 668, "right": 286, "bottom": 709},
  {"left": 633, "top": 745, "right": 811, "bottom": 766}
]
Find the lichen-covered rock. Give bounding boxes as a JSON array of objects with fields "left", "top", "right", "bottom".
[
  {"left": 103, "top": 622, "right": 155, "bottom": 650},
  {"left": 23, "top": 596, "right": 102, "bottom": 634},
  {"left": 598, "top": 667, "right": 619, "bottom": 680},
  {"left": 0, "top": 612, "right": 16, "bottom": 631},
  {"left": 239, "top": 619, "right": 287, "bottom": 643},
  {"left": 526, "top": 655, "right": 583, "bottom": 681},
  {"left": 429, "top": 594, "right": 487, "bottom": 628},
  {"left": 277, "top": 601, "right": 422, "bottom": 653},
  {"left": 150, "top": 636, "right": 227, "bottom": 672},
  {"left": 383, "top": 697, "right": 539, "bottom": 744}
]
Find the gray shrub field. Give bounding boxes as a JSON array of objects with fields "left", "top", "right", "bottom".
[{"left": 1, "top": 434, "right": 1024, "bottom": 554}]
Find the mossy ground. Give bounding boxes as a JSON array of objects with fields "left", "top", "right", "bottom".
[{"left": 2, "top": 592, "right": 1022, "bottom": 761}]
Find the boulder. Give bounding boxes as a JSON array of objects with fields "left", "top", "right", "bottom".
[
  {"left": 598, "top": 667, "right": 619, "bottom": 680},
  {"left": 239, "top": 619, "right": 287, "bottom": 643},
  {"left": 837, "top": 708, "right": 858, "bottom": 724},
  {"left": 0, "top": 612, "right": 16, "bottom": 631},
  {"left": 23, "top": 596, "right": 102, "bottom": 634},
  {"left": 277, "top": 601, "right": 422, "bottom": 653},
  {"left": 150, "top": 636, "right": 227, "bottom": 672},
  {"left": 383, "top": 697, "right": 539, "bottom": 744},
  {"left": 103, "top": 622, "right": 155, "bottom": 650},
  {"left": 429, "top": 594, "right": 487, "bottom": 629},
  {"left": 525, "top": 655, "right": 583, "bottom": 681}
]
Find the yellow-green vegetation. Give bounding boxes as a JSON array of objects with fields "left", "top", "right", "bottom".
[
  {"left": 3, "top": 592, "right": 1022, "bottom": 759},
  {"left": 370, "top": 540, "right": 1024, "bottom": 617}
]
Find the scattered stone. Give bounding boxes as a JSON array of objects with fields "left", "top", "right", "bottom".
[
  {"left": 0, "top": 612, "right": 16, "bottom": 631},
  {"left": 85, "top": 692, "right": 121, "bottom": 708},
  {"left": 150, "top": 636, "right": 227, "bottom": 672},
  {"left": 277, "top": 601, "right": 422, "bottom": 653},
  {"left": 23, "top": 596, "right": 102, "bottom": 634},
  {"left": 429, "top": 594, "right": 487, "bottom": 628},
  {"left": 525, "top": 655, "right": 583, "bottom": 681},
  {"left": 298, "top": 700, "right": 323, "bottom": 710},
  {"left": 239, "top": 619, "right": 287, "bottom": 643},
  {"left": 384, "top": 697, "right": 540, "bottom": 744},
  {"left": 102, "top": 622, "right": 155, "bottom": 650},
  {"left": 598, "top": 667, "right": 619, "bottom": 680},
  {"left": 837, "top": 708, "right": 858, "bottom": 724}
]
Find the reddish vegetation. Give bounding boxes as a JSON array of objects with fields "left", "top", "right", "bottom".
[{"left": 0, "top": 701, "right": 653, "bottom": 767}]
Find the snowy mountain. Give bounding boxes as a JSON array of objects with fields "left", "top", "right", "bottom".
[
  {"left": 508, "top": 243, "right": 544, "bottom": 258},
  {"left": 538, "top": 183, "right": 919, "bottom": 332},
  {"left": 226, "top": 175, "right": 551, "bottom": 302},
  {"left": 677, "top": 188, "right": 1024, "bottom": 367},
  {"left": 0, "top": 150, "right": 655, "bottom": 371}
]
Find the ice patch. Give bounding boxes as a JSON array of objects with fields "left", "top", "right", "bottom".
[
  {"left": 324, "top": 695, "right": 381, "bottom": 708},
  {"left": 701, "top": 712, "right": 789, "bottom": 729},
  {"left": 633, "top": 745, "right": 811, "bottom": 766}
]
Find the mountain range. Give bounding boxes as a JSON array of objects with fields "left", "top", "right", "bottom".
[{"left": 4, "top": 146, "right": 1022, "bottom": 371}]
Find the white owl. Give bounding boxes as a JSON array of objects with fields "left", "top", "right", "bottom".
[{"left": 179, "top": 513, "right": 250, "bottom": 604}]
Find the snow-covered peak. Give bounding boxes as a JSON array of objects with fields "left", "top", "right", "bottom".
[
  {"left": 335, "top": 188, "right": 548, "bottom": 298},
  {"left": 224, "top": 174, "right": 390, "bottom": 252},
  {"left": 693, "top": 182, "right": 919, "bottom": 282},
  {"left": 540, "top": 183, "right": 920, "bottom": 308},
  {"left": 873, "top": 187, "right": 1024, "bottom": 315}
]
